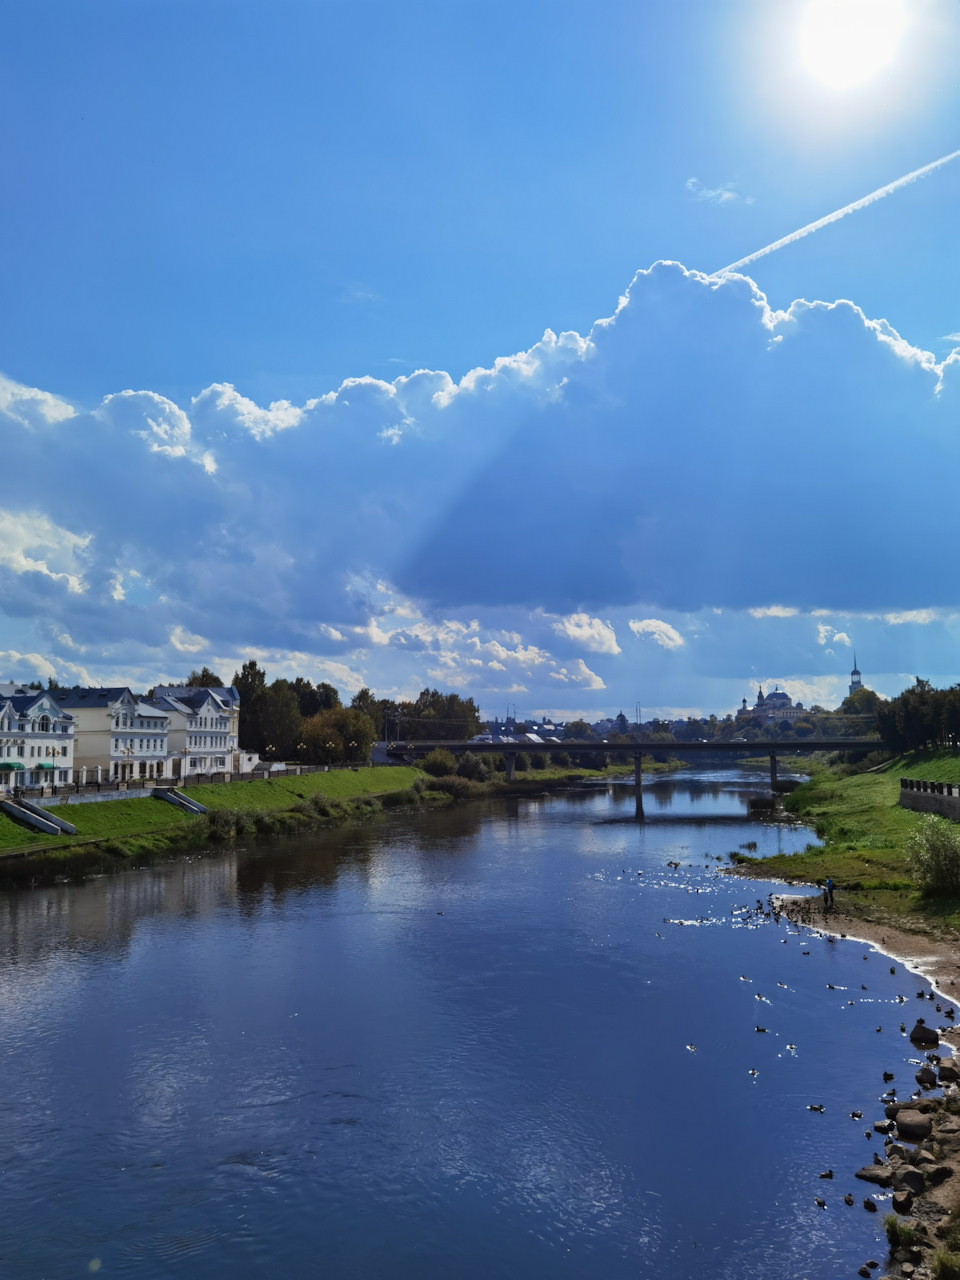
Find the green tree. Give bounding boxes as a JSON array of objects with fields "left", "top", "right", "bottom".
[
  {"left": 422, "top": 747, "right": 457, "bottom": 777},
  {"left": 563, "top": 720, "right": 594, "bottom": 740},
  {"left": 233, "top": 660, "right": 268, "bottom": 751},
  {"left": 840, "top": 686, "right": 882, "bottom": 718},
  {"left": 316, "top": 681, "right": 341, "bottom": 711},
  {"left": 394, "top": 689, "right": 481, "bottom": 740},
  {"left": 301, "top": 707, "right": 377, "bottom": 765},
  {"left": 907, "top": 815, "right": 960, "bottom": 896},
  {"left": 260, "top": 680, "right": 302, "bottom": 759},
  {"left": 185, "top": 667, "right": 224, "bottom": 687}
]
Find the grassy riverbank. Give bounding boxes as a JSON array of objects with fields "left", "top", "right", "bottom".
[
  {"left": 0, "top": 757, "right": 679, "bottom": 886},
  {"left": 734, "top": 750, "right": 960, "bottom": 935}
]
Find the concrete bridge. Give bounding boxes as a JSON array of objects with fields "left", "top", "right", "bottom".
[{"left": 386, "top": 737, "right": 886, "bottom": 791}]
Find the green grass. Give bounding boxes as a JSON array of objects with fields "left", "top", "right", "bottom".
[
  {"left": 735, "top": 750, "right": 960, "bottom": 933},
  {"left": 0, "top": 766, "right": 424, "bottom": 854},
  {"left": 0, "top": 757, "right": 680, "bottom": 883}
]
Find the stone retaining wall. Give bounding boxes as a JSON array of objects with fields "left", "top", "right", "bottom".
[{"left": 899, "top": 778, "right": 960, "bottom": 821}]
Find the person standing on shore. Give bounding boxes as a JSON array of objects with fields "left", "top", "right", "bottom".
[{"left": 826, "top": 877, "right": 835, "bottom": 908}]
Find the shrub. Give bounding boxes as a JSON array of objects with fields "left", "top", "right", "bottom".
[
  {"left": 410, "top": 775, "right": 428, "bottom": 793},
  {"left": 207, "top": 808, "right": 241, "bottom": 842},
  {"left": 425, "top": 775, "right": 479, "bottom": 800},
  {"left": 530, "top": 752, "right": 548, "bottom": 770},
  {"left": 514, "top": 752, "right": 530, "bottom": 772},
  {"left": 934, "top": 1250, "right": 960, "bottom": 1280},
  {"left": 457, "top": 751, "right": 490, "bottom": 782},
  {"left": 553, "top": 751, "right": 570, "bottom": 767},
  {"left": 884, "top": 1214, "right": 919, "bottom": 1249},
  {"left": 906, "top": 814, "right": 960, "bottom": 896},
  {"left": 381, "top": 788, "right": 420, "bottom": 808},
  {"left": 423, "top": 748, "right": 457, "bottom": 778}
]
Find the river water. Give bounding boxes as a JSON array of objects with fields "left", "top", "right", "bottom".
[{"left": 0, "top": 769, "right": 945, "bottom": 1278}]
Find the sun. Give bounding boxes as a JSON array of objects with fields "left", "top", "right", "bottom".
[{"left": 799, "top": 0, "right": 907, "bottom": 90}]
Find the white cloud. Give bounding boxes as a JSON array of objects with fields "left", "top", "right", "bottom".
[
  {"left": 0, "top": 510, "right": 89, "bottom": 593},
  {"left": 832, "top": 631, "right": 851, "bottom": 646},
  {"left": 100, "top": 390, "right": 216, "bottom": 472},
  {"left": 571, "top": 658, "right": 605, "bottom": 689},
  {"left": 191, "top": 382, "right": 304, "bottom": 441},
  {"left": 685, "top": 178, "right": 753, "bottom": 206},
  {"left": 749, "top": 605, "right": 799, "bottom": 619},
  {"left": 169, "top": 625, "right": 208, "bottom": 653},
  {"left": 0, "top": 373, "right": 75, "bottom": 428},
  {"left": 628, "top": 618, "right": 685, "bottom": 650},
  {"left": 551, "top": 612, "right": 621, "bottom": 654},
  {"left": 884, "top": 609, "right": 937, "bottom": 625}
]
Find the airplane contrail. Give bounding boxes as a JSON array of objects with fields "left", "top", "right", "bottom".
[{"left": 712, "top": 147, "right": 960, "bottom": 277}]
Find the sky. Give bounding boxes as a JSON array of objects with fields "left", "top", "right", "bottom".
[{"left": 2, "top": 0, "right": 960, "bottom": 720}]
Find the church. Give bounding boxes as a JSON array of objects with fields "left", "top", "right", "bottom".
[{"left": 735, "top": 685, "right": 809, "bottom": 724}]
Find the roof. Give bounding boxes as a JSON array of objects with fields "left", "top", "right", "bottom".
[
  {"left": 144, "top": 695, "right": 192, "bottom": 715},
  {"left": 134, "top": 701, "right": 170, "bottom": 720},
  {"left": 154, "top": 685, "right": 239, "bottom": 710},
  {"left": 2, "top": 693, "right": 74, "bottom": 718},
  {"left": 55, "top": 687, "right": 134, "bottom": 708}
]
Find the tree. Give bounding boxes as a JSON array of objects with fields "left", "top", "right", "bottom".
[
  {"left": 457, "top": 751, "right": 491, "bottom": 781},
  {"left": 260, "top": 680, "right": 302, "bottom": 759},
  {"left": 422, "top": 747, "right": 457, "bottom": 776},
  {"left": 351, "top": 687, "right": 395, "bottom": 738},
  {"left": 233, "top": 660, "right": 268, "bottom": 751},
  {"left": 301, "top": 707, "right": 377, "bottom": 765},
  {"left": 393, "top": 688, "right": 481, "bottom": 740},
  {"left": 907, "top": 815, "right": 960, "bottom": 896},
  {"left": 316, "top": 681, "right": 341, "bottom": 711},
  {"left": 185, "top": 667, "right": 224, "bottom": 688},
  {"left": 563, "top": 720, "right": 594, "bottom": 740},
  {"left": 840, "top": 687, "right": 882, "bottom": 718}
]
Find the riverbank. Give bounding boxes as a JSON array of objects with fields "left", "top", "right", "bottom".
[
  {"left": 0, "top": 757, "right": 684, "bottom": 887},
  {"left": 732, "top": 752, "right": 960, "bottom": 941}
]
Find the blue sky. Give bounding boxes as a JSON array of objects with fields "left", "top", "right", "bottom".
[{"left": 2, "top": 0, "right": 960, "bottom": 718}]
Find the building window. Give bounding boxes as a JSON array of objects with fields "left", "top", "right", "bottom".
[
  {"left": 189, "top": 758, "right": 197, "bottom": 769},
  {"left": 58, "top": 770, "right": 67, "bottom": 782}
]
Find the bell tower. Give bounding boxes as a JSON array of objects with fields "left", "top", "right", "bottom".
[{"left": 849, "top": 654, "right": 862, "bottom": 697}]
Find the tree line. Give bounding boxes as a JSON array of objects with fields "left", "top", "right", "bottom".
[
  {"left": 209, "top": 662, "right": 484, "bottom": 765},
  {"left": 874, "top": 678, "right": 960, "bottom": 753}
]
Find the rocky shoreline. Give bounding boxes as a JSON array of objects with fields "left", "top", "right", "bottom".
[{"left": 776, "top": 893, "right": 960, "bottom": 1279}]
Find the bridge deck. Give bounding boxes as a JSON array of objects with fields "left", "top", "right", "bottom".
[{"left": 386, "top": 738, "right": 884, "bottom": 755}]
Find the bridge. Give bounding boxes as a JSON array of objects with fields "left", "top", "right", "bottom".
[{"left": 385, "top": 737, "right": 886, "bottom": 792}]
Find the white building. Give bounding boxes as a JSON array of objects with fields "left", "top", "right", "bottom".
[
  {"left": 0, "top": 690, "right": 75, "bottom": 789},
  {"left": 151, "top": 685, "right": 247, "bottom": 778},
  {"left": 55, "top": 687, "right": 171, "bottom": 783}
]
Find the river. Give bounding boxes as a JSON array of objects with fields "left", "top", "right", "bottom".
[{"left": 0, "top": 768, "right": 941, "bottom": 1277}]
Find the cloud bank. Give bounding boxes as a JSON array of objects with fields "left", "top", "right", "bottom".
[{"left": 2, "top": 261, "right": 960, "bottom": 707}]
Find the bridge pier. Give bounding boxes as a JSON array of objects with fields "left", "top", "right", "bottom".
[
  {"left": 769, "top": 752, "right": 778, "bottom": 789},
  {"left": 634, "top": 752, "right": 644, "bottom": 820},
  {"left": 504, "top": 754, "right": 516, "bottom": 782}
]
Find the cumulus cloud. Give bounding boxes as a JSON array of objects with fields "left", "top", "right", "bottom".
[
  {"left": 191, "top": 383, "right": 304, "bottom": 441},
  {"left": 629, "top": 618, "right": 685, "bottom": 650},
  {"left": 551, "top": 612, "right": 621, "bottom": 654},
  {"left": 0, "top": 373, "right": 75, "bottom": 429},
  {"left": 885, "top": 609, "right": 937, "bottom": 625},
  {"left": 170, "top": 625, "right": 208, "bottom": 653},
  {"left": 749, "top": 605, "right": 799, "bottom": 619},
  {"left": 0, "top": 510, "right": 90, "bottom": 593},
  {"left": 3, "top": 261, "right": 960, "bottom": 705}
]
